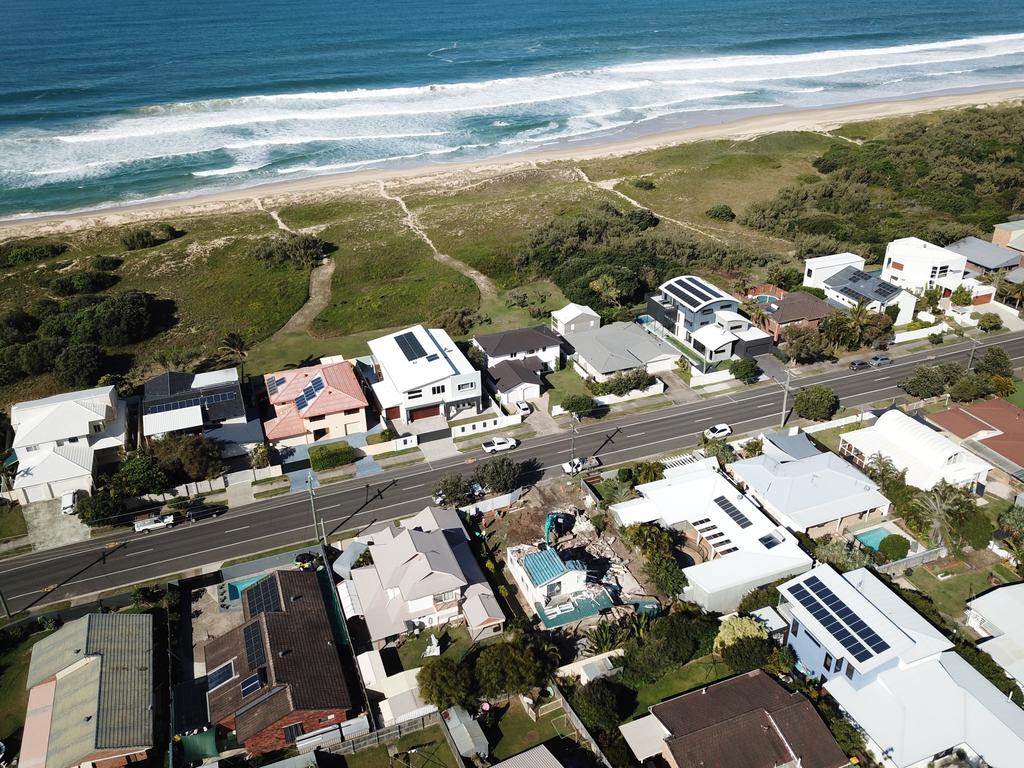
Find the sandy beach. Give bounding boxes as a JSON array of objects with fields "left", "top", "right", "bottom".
[{"left": 4, "top": 85, "right": 1024, "bottom": 239}]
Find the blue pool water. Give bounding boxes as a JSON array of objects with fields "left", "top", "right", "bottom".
[
  {"left": 856, "top": 528, "right": 891, "bottom": 551},
  {"left": 753, "top": 295, "right": 775, "bottom": 304},
  {"left": 3, "top": 0, "right": 1024, "bottom": 216},
  {"left": 226, "top": 575, "right": 265, "bottom": 601}
]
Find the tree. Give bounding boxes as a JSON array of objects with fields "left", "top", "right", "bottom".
[
  {"left": 560, "top": 394, "right": 596, "bottom": 418},
  {"left": 149, "top": 434, "right": 224, "bottom": 483},
  {"left": 721, "top": 636, "right": 774, "bottom": 672},
  {"left": 249, "top": 443, "right": 270, "bottom": 469},
  {"left": 763, "top": 644, "right": 796, "bottom": 676},
  {"left": 569, "top": 678, "right": 622, "bottom": 736},
  {"left": 585, "top": 621, "right": 624, "bottom": 654},
  {"left": 701, "top": 438, "right": 736, "bottom": 467},
  {"left": 998, "top": 505, "right": 1024, "bottom": 539},
  {"left": 814, "top": 538, "right": 872, "bottom": 572},
  {"left": 743, "top": 437, "right": 764, "bottom": 458},
  {"left": 794, "top": 385, "right": 839, "bottom": 421},
  {"left": 977, "top": 312, "right": 1002, "bottom": 332},
  {"left": 53, "top": 343, "right": 105, "bottom": 387},
  {"left": 992, "top": 375, "right": 1015, "bottom": 397},
  {"left": 900, "top": 365, "right": 946, "bottom": 398},
  {"left": 644, "top": 550, "right": 688, "bottom": 598},
  {"left": 878, "top": 534, "right": 911, "bottom": 562},
  {"left": 864, "top": 452, "right": 904, "bottom": 489},
  {"left": 589, "top": 274, "right": 624, "bottom": 307},
  {"left": 975, "top": 346, "right": 1013, "bottom": 379},
  {"left": 914, "top": 489, "right": 956, "bottom": 549},
  {"left": 417, "top": 657, "right": 472, "bottom": 710},
  {"left": 729, "top": 357, "right": 762, "bottom": 384},
  {"left": 474, "top": 641, "right": 545, "bottom": 697},
  {"left": 219, "top": 332, "right": 250, "bottom": 380},
  {"left": 737, "top": 578, "right": 788, "bottom": 613},
  {"left": 950, "top": 285, "right": 973, "bottom": 306},
  {"left": 632, "top": 461, "right": 665, "bottom": 485},
  {"left": 949, "top": 374, "right": 983, "bottom": 403},
  {"left": 782, "top": 326, "right": 832, "bottom": 363},
  {"left": 109, "top": 452, "right": 169, "bottom": 498},
  {"left": 475, "top": 456, "right": 522, "bottom": 494},
  {"left": 623, "top": 522, "right": 672, "bottom": 556},
  {"left": 433, "top": 472, "right": 474, "bottom": 507},
  {"left": 714, "top": 616, "right": 768, "bottom": 653},
  {"left": 705, "top": 204, "right": 735, "bottom": 221},
  {"left": 251, "top": 234, "right": 331, "bottom": 269},
  {"left": 820, "top": 312, "right": 857, "bottom": 352},
  {"left": 76, "top": 491, "right": 124, "bottom": 527},
  {"left": 18, "top": 337, "right": 63, "bottom": 375},
  {"left": 93, "top": 291, "right": 159, "bottom": 346}
]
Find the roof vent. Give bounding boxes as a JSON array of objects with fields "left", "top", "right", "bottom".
[
  {"left": 289, "top": 594, "right": 301, "bottom": 602},
  {"left": 278, "top": 649, "right": 291, "bottom": 658}
]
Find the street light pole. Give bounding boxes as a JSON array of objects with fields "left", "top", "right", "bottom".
[
  {"left": 306, "top": 473, "right": 320, "bottom": 545},
  {"left": 779, "top": 368, "right": 793, "bottom": 428}
]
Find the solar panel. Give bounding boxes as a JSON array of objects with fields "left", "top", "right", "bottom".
[
  {"left": 207, "top": 661, "right": 233, "bottom": 690},
  {"left": 759, "top": 533, "right": 781, "bottom": 549},
  {"left": 145, "top": 390, "right": 238, "bottom": 415},
  {"left": 806, "top": 576, "right": 891, "bottom": 654},
  {"left": 396, "top": 331, "right": 427, "bottom": 361},
  {"left": 876, "top": 282, "right": 900, "bottom": 298},
  {"left": 266, "top": 378, "right": 279, "bottom": 395},
  {"left": 681, "top": 277, "right": 714, "bottom": 303},
  {"left": 664, "top": 281, "right": 702, "bottom": 310},
  {"left": 295, "top": 394, "right": 308, "bottom": 411},
  {"left": 240, "top": 672, "right": 264, "bottom": 698},
  {"left": 720, "top": 546, "right": 739, "bottom": 554},
  {"left": 244, "top": 622, "right": 266, "bottom": 669},
  {"left": 714, "top": 495, "right": 752, "bottom": 529},
  {"left": 687, "top": 276, "right": 728, "bottom": 302},
  {"left": 311, "top": 376, "right": 325, "bottom": 391},
  {"left": 789, "top": 583, "right": 874, "bottom": 662},
  {"left": 245, "top": 576, "right": 282, "bottom": 616},
  {"left": 302, "top": 384, "right": 316, "bottom": 400}
]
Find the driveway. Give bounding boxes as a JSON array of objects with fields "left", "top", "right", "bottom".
[
  {"left": 660, "top": 370, "right": 700, "bottom": 404},
  {"left": 24, "top": 499, "right": 92, "bottom": 549},
  {"left": 525, "top": 395, "right": 563, "bottom": 435}
]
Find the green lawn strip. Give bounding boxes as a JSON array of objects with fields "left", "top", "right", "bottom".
[
  {"left": 1007, "top": 382, "right": 1024, "bottom": 410},
  {"left": 490, "top": 703, "right": 565, "bottom": 760},
  {"left": 0, "top": 629, "right": 57, "bottom": 743},
  {"left": 254, "top": 487, "right": 291, "bottom": 500},
  {"left": 341, "top": 725, "right": 459, "bottom": 768},
  {"left": 252, "top": 475, "right": 289, "bottom": 486},
  {"left": 629, "top": 655, "right": 734, "bottom": 718},
  {"left": 0, "top": 505, "right": 27, "bottom": 541},
  {"left": 0, "top": 545, "right": 33, "bottom": 561},
  {"left": 544, "top": 367, "right": 592, "bottom": 407},
  {"left": 908, "top": 565, "right": 1020, "bottom": 620},
  {"left": 373, "top": 447, "right": 423, "bottom": 461},
  {"left": 220, "top": 540, "right": 318, "bottom": 568},
  {"left": 808, "top": 422, "right": 868, "bottom": 453}
]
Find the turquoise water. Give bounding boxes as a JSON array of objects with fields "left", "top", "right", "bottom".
[
  {"left": 856, "top": 528, "right": 891, "bottom": 551},
  {"left": 226, "top": 575, "right": 265, "bottom": 601},
  {"left": 3, "top": 0, "right": 1024, "bottom": 216},
  {"left": 754, "top": 295, "right": 775, "bottom": 304}
]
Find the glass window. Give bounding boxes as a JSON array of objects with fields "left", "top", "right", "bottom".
[
  {"left": 458, "top": 382, "right": 474, "bottom": 391},
  {"left": 824, "top": 653, "right": 834, "bottom": 671},
  {"left": 207, "top": 661, "right": 234, "bottom": 690},
  {"left": 408, "top": 389, "right": 422, "bottom": 400},
  {"left": 431, "top": 385, "right": 445, "bottom": 395},
  {"left": 283, "top": 723, "right": 304, "bottom": 743},
  {"left": 845, "top": 662, "right": 855, "bottom": 680},
  {"left": 834, "top": 658, "right": 844, "bottom": 674},
  {"left": 790, "top": 619, "right": 799, "bottom": 637}
]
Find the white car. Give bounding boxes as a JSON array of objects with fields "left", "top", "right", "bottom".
[
  {"left": 482, "top": 437, "right": 517, "bottom": 454},
  {"left": 514, "top": 401, "right": 531, "bottom": 416},
  {"left": 133, "top": 513, "right": 175, "bottom": 533},
  {"left": 60, "top": 490, "right": 79, "bottom": 516},
  {"left": 703, "top": 423, "right": 733, "bottom": 440}
]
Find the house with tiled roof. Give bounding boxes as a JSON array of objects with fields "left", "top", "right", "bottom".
[
  {"left": 928, "top": 399, "right": 1024, "bottom": 483},
  {"left": 471, "top": 325, "right": 562, "bottom": 370},
  {"left": 203, "top": 570, "right": 352, "bottom": 755},
  {"left": 261, "top": 357, "right": 370, "bottom": 447}
]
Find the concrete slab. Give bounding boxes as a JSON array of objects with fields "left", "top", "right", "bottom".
[
  {"left": 659, "top": 369, "right": 700, "bottom": 404},
  {"left": 525, "top": 395, "right": 563, "bottom": 435},
  {"left": 225, "top": 481, "right": 256, "bottom": 508},
  {"left": 355, "top": 456, "right": 383, "bottom": 477},
  {"left": 419, "top": 438, "right": 461, "bottom": 463},
  {"left": 24, "top": 499, "right": 91, "bottom": 550}
]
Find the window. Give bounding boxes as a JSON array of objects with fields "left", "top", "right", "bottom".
[
  {"left": 240, "top": 672, "right": 263, "bottom": 698},
  {"left": 408, "top": 389, "right": 422, "bottom": 400},
  {"left": 457, "top": 382, "right": 474, "bottom": 391},
  {"left": 431, "top": 385, "right": 445, "bottom": 395},
  {"left": 68, "top": 436, "right": 79, "bottom": 443},
  {"left": 319, "top": 714, "right": 336, "bottom": 724},
  {"left": 92, "top": 423, "right": 103, "bottom": 433},
  {"left": 790, "top": 619, "right": 799, "bottom": 637},
  {"left": 546, "top": 581, "right": 562, "bottom": 598},
  {"left": 309, "top": 415, "right": 325, "bottom": 422},
  {"left": 434, "top": 589, "right": 458, "bottom": 603},
  {"left": 344, "top": 408, "right": 359, "bottom": 415},
  {"left": 834, "top": 658, "right": 843, "bottom": 674},
  {"left": 24, "top": 445, "right": 38, "bottom": 452},
  {"left": 845, "top": 662, "right": 855, "bottom": 680},
  {"left": 283, "top": 723, "right": 304, "bottom": 743},
  {"left": 806, "top": 268, "right": 813, "bottom": 277},
  {"left": 207, "top": 661, "right": 234, "bottom": 691},
  {"left": 824, "top": 653, "right": 834, "bottom": 671},
  {"left": 806, "top": 631, "right": 821, "bottom": 648}
]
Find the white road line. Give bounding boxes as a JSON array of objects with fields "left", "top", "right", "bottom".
[
  {"left": 632, "top": 432, "right": 646, "bottom": 437},
  {"left": 403, "top": 483, "right": 424, "bottom": 490},
  {"left": 225, "top": 526, "right": 250, "bottom": 533},
  {"left": 757, "top": 403, "right": 772, "bottom": 408},
  {"left": 124, "top": 548, "right": 153, "bottom": 558},
  {"left": 875, "top": 376, "right": 890, "bottom": 381}
]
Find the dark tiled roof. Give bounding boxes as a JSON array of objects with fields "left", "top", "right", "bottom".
[
  {"left": 651, "top": 670, "right": 847, "bottom": 768},
  {"left": 769, "top": 291, "right": 832, "bottom": 325},
  {"left": 474, "top": 326, "right": 561, "bottom": 357},
  {"left": 143, "top": 371, "right": 246, "bottom": 423},
  {"left": 489, "top": 357, "right": 543, "bottom": 393},
  {"left": 205, "top": 570, "right": 351, "bottom": 741}
]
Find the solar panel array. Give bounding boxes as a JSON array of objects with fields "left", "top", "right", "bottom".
[
  {"left": 787, "top": 575, "right": 891, "bottom": 664},
  {"left": 662, "top": 276, "right": 729, "bottom": 310},
  {"left": 207, "top": 662, "right": 233, "bottom": 690},
  {"left": 244, "top": 622, "right": 266, "bottom": 669},
  {"left": 240, "top": 672, "right": 264, "bottom": 698},
  {"left": 245, "top": 576, "right": 282, "bottom": 616},
  {"left": 146, "top": 390, "right": 237, "bottom": 415},
  {"left": 295, "top": 374, "right": 326, "bottom": 412},
  {"left": 266, "top": 376, "right": 286, "bottom": 396},
  {"left": 875, "top": 282, "right": 900, "bottom": 299},
  {"left": 714, "top": 495, "right": 752, "bottom": 529},
  {"left": 396, "top": 331, "right": 427, "bottom": 361}
]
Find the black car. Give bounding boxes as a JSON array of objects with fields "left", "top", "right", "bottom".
[
  {"left": 185, "top": 503, "right": 226, "bottom": 522},
  {"left": 848, "top": 360, "right": 870, "bottom": 370}
]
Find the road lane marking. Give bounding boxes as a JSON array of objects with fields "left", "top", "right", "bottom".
[
  {"left": 225, "top": 526, "right": 250, "bottom": 533},
  {"left": 124, "top": 548, "right": 153, "bottom": 558},
  {"left": 757, "top": 403, "right": 772, "bottom": 408}
]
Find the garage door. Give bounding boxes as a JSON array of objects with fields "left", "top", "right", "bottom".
[{"left": 408, "top": 404, "right": 441, "bottom": 421}]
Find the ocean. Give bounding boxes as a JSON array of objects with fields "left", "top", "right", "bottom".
[{"left": 3, "top": 0, "right": 1024, "bottom": 218}]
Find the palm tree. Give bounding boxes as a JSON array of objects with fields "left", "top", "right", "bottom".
[
  {"left": 848, "top": 299, "right": 872, "bottom": 346},
  {"left": 622, "top": 613, "right": 651, "bottom": 643},
  {"left": 603, "top": 481, "right": 634, "bottom": 507},
  {"left": 914, "top": 489, "right": 956, "bottom": 550},
  {"left": 1004, "top": 282, "right": 1024, "bottom": 310},
  {"left": 219, "top": 333, "right": 251, "bottom": 380},
  {"left": 1002, "top": 537, "right": 1024, "bottom": 574},
  {"left": 742, "top": 299, "right": 768, "bottom": 329},
  {"left": 864, "top": 452, "right": 902, "bottom": 489},
  {"left": 585, "top": 620, "right": 623, "bottom": 654},
  {"left": 633, "top": 461, "right": 665, "bottom": 485}
]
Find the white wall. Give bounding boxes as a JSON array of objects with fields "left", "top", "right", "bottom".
[{"left": 803, "top": 253, "right": 866, "bottom": 289}]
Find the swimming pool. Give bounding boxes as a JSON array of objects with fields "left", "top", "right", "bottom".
[
  {"left": 752, "top": 294, "right": 775, "bottom": 304},
  {"left": 226, "top": 575, "right": 265, "bottom": 601},
  {"left": 855, "top": 527, "right": 890, "bottom": 551}
]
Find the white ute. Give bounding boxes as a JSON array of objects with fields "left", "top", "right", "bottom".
[
  {"left": 133, "top": 513, "right": 175, "bottom": 533},
  {"left": 562, "top": 456, "right": 601, "bottom": 475}
]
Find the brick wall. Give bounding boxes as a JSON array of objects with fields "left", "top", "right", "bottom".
[{"left": 244, "top": 708, "right": 348, "bottom": 756}]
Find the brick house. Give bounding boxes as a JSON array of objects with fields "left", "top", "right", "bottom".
[{"left": 204, "top": 570, "right": 352, "bottom": 755}]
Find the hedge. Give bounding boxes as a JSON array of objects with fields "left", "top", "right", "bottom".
[{"left": 308, "top": 442, "right": 359, "bottom": 471}]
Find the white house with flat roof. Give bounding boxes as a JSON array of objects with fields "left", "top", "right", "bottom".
[
  {"left": 610, "top": 458, "right": 810, "bottom": 612},
  {"left": 9, "top": 386, "right": 127, "bottom": 504},
  {"left": 730, "top": 452, "right": 891, "bottom": 537},
  {"left": 367, "top": 325, "right": 483, "bottom": 423},
  {"left": 840, "top": 409, "right": 991, "bottom": 493},
  {"left": 882, "top": 237, "right": 967, "bottom": 295},
  {"left": 966, "top": 584, "right": 1024, "bottom": 689},
  {"left": 779, "top": 565, "right": 1024, "bottom": 768},
  {"left": 803, "top": 252, "right": 866, "bottom": 290}
]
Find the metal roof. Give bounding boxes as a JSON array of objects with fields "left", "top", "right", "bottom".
[
  {"left": 523, "top": 548, "right": 568, "bottom": 586},
  {"left": 945, "top": 236, "right": 1020, "bottom": 270}
]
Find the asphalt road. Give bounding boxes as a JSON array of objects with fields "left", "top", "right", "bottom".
[{"left": 2, "top": 332, "right": 1022, "bottom": 614}]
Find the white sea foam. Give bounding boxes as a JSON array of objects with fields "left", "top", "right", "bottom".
[{"left": 192, "top": 163, "right": 269, "bottom": 177}]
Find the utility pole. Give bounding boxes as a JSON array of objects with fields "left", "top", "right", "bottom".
[
  {"left": 569, "top": 421, "right": 579, "bottom": 462},
  {"left": 967, "top": 335, "right": 981, "bottom": 370},
  {"left": 306, "top": 473, "right": 320, "bottom": 545},
  {"left": 0, "top": 588, "right": 10, "bottom": 619},
  {"left": 779, "top": 368, "right": 793, "bottom": 428}
]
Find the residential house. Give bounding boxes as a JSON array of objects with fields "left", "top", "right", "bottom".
[
  {"left": 491, "top": 745, "right": 566, "bottom": 768},
  {"left": 928, "top": 399, "right": 1024, "bottom": 484},
  {"left": 367, "top": 325, "right": 482, "bottom": 423},
  {"left": 882, "top": 237, "right": 967, "bottom": 294},
  {"left": 340, "top": 507, "right": 505, "bottom": 647},
  {"left": 992, "top": 219, "right": 1024, "bottom": 253},
  {"left": 566, "top": 321, "right": 680, "bottom": 382},
  {"left": 142, "top": 368, "right": 261, "bottom": 457},
  {"left": 21, "top": 613, "right": 153, "bottom": 768},
  {"left": 750, "top": 287, "right": 832, "bottom": 341},
  {"left": 730, "top": 452, "right": 891, "bottom": 537},
  {"left": 471, "top": 325, "right": 561, "bottom": 371},
  {"left": 356, "top": 649, "right": 436, "bottom": 727},
  {"left": 204, "top": 570, "right": 352, "bottom": 755},
  {"left": 10, "top": 385, "right": 126, "bottom": 504},
  {"left": 551, "top": 302, "right": 600, "bottom": 336},
  {"left": 261, "top": 358, "right": 369, "bottom": 447},
  {"left": 945, "top": 236, "right": 1021, "bottom": 277},
  {"left": 645, "top": 275, "right": 773, "bottom": 363},
  {"left": 778, "top": 565, "right": 1024, "bottom": 768},
  {"left": 821, "top": 266, "right": 916, "bottom": 325},
  {"left": 488, "top": 357, "right": 543, "bottom": 404},
  {"left": 609, "top": 457, "right": 811, "bottom": 612},
  {"left": 840, "top": 409, "right": 992, "bottom": 492},
  {"left": 759, "top": 428, "right": 823, "bottom": 463},
  {"left": 803, "top": 252, "right": 866, "bottom": 290},
  {"left": 620, "top": 669, "right": 847, "bottom": 768},
  {"left": 966, "top": 584, "right": 1024, "bottom": 688},
  {"left": 505, "top": 543, "right": 613, "bottom": 628}
]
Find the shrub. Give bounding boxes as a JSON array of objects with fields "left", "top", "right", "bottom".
[
  {"left": 975, "top": 346, "right": 1013, "bottom": 379},
  {"left": 955, "top": 512, "right": 994, "bottom": 550},
  {"left": 431, "top": 307, "right": 485, "bottom": 336},
  {"left": 53, "top": 343, "right": 105, "bottom": 387},
  {"left": 108, "top": 452, "right": 169, "bottom": 498},
  {"left": 433, "top": 473, "right": 474, "bottom": 507},
  {"left": 877, "top": 534, "right": 910, "bottom": 563},
  {"left": 901, "top": 365, "right": 946, "bottom": 398},
  {"left": 18, "top": 337, "right": 64, "bottom": 375},
  {"left": 590, "top": 367, "right": 654, "bottom": 396},
  {"left": 950, "top": 285, "right": 973, "bottom": 306},
  {"left": 992, "top": 375, "right": 1015, "bottom": 398},
  {"left": 308, "top": 442, "right": 358, "bottom": 471},
  {"left": 474, "top": 455, "right": 523, "bottom": 494},
  {"left": 249, "top": 443, "right": 270, "bottom": 469},
  {"left": 91, "top": 255, "right": 123, "bottom": 271},
  {"left": 149, "top": 433, "right": 224, "bottom": 483},
  {"left": 569, "top": 678, "right": 623, "bottom": 736},
  {"left": 721, "top": 636, "right": 774, "bottom": 672},
  {"left": 928, "top": 332, "right": 944, "bottom": 345},
  {"left": 793, "top": 385, "right": 839, "bottom": 421},
  {"left": 631, "top": 178, "right": 656, "bottom": 190},
  {"left": 728, "top": 357, "right": 761, "bottom": 384},
  {"left": 737, "top": 577, "right": 789, "bottom": 613},
  {"left": 251, "top": 233, "right": 331, "bottom": 268},
  {"left": 76, "top": 491, "right": 124, "bottom": 527},
  {"left": 49, "top": 270, "right": 119, "bottom": 296},
  {"left": 977, "top": 312, "right": 1002, "bottom": 332},
  {"left": 705, "top": 204, "right": 736, "bottom": 221},
  {"left": 560, "top": 393, "right": 597, "bottom": 418},
  {"left": 714, "top": 616, "right": 768, "bottom": 653},
  {"left": 0, "top": 240, "right": 68, "bottom": 267},
  {"left": 417, "top": 657, "right": 472, "bottom": 710},
  {"left": 120, "top": 223, "right": 179, "bottom": 251},
  {"left": 814, "top": 538, "right": 872, "bottom": 572}
]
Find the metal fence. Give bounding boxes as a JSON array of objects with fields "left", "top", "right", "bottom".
[
  {"left": 551, "top": 685, "right": 612, "bottom": 768},
  {"left": 323, "top": 713, "right": 440, "bottom": 755},
  {"left": 876, "top": 545, "right": 947, "bottom": 575}
]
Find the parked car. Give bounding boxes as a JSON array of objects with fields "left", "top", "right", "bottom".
[
  {"left": 868, "top": 355, "right": 893, "bottom": 367},
  {"left": 185, "top": 502, "right": 226, "bottom": 522},
  {"left": 562, "top": 456, "right": 601, "bottom": 475},
  {"left": 133, "top": 513, "right": 175, "bottom": 533},
  {"left": 482, "top": 437, "right": 518, "bottom": 454},
  {"left": 60, "top": 490, "right": 79, "bottom": 516},
  {"left": 848, "top": 359, "right": 870, "bottom": 370},
  {"left": 514, "top": 401, "right": 531, "bottom": 416},
  {"left": 703, "top": 423, "right": 733, "bottom": 440},
  {"left": 433, "top": 482, "right": 486, "bottom": 506}
]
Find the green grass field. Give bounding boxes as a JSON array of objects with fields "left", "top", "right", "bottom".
[
  {"left": 629, "top": 655, "right": 734, "bottom": 718},
  {"left": 340, "top": 725, "right": 459, "bottom": 768},
  {"left": 1006, "top": 382, "right": 1024, "bottom": 410},
  {"left": 0, "top": 504, "right": 27, "bottom": 541},
  {"left": 908, "top": 563, "right": 1020, "bottom": 619}
]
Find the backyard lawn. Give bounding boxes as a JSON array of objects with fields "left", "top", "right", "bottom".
[
  {"left": 341, "top": 725, "right": 459, "bottom": 768},
  {"left": 629, "top": 655, "right": 733, "bottom": 718},
  {"left": 544, "top": 367, "right": 591, "bottom": 408},
  {"left": 488, "top": 701, "right": 568, "bottom": 760},
  {"left": 0, "top": 629, "right": 55, "bottom": 747},
  {"left": 396, "top": 625, "right": 474, "bottom": 671},
  {"left": 908, "top": 562, "right": 1020, "bottom": 619}
]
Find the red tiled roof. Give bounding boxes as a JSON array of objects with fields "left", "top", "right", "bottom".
[
  {"left": 930, "top": 399, "right": 1024, "bottom": 467},
  {"left": 262, "top": 362, "right": 368, "bottom": 439}
]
